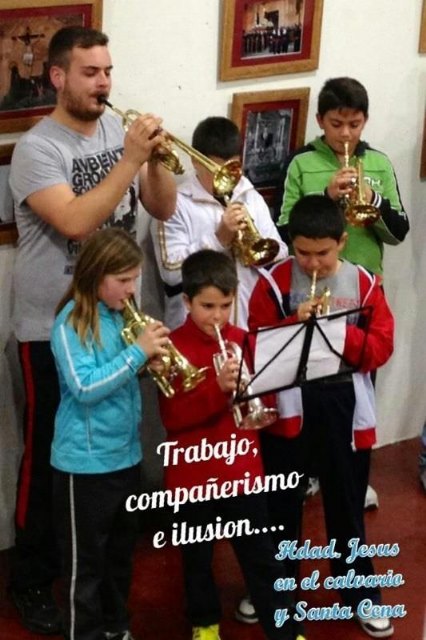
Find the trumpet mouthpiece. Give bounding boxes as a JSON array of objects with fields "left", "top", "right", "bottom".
[{"left": 97, "top": 95, "right": 111, "bottom": 107}]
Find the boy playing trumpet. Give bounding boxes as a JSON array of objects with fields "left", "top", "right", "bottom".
[
  {"left": 158, "top": 249, "right": 305, "bottom": 640},
  {"left": 248, "top": 194, "right": 395, "bottom": 639}
]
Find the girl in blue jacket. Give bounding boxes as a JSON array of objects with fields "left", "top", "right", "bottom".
[{"left": 50, "top": 227, "right": 169, "bottom": 640}]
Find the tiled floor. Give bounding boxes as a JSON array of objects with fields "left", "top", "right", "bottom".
[{"left": 0, "top": 438, "right": 424, "bottom": 640}]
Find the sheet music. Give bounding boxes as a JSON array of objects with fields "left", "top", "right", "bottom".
[{"left": 251, "top": 314, "right": 347, "bottom": 395}]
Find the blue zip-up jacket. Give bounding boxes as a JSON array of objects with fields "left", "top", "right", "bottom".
[{"left": 50, "top": 300, "right": 147, "bottom": 473}]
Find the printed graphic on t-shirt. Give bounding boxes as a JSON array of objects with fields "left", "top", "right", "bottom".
[
  {"left": 290, "top": 290, "right": 359, "bottom": 323},
  {"left": 64, "top": 146, "right": 138, "bottom": 273}
]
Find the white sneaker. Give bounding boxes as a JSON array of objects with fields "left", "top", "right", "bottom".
[
  {"left": 235, "top": 596, "right": 258, "bottom": 624},
  {"left": 305, "top": 476, "right": 320, "bottom": 497},
  {"left": 364, "top": 484, "right": 379, "bottom": 510},
  {"left": 357, "top": 615, "right": 394, "bottom": 638}
]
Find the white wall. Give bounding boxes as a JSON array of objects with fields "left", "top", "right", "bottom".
[{"left": 0, "top": 0, "right": 425, "bottom": 546}]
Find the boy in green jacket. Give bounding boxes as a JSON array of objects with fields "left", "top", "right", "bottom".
[{"left": 277, "top": 76, "right": 409, "bottom": 279}]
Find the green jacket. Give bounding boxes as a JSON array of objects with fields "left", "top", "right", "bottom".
[{"left": 278, "top": 136, "right": 409, "bottom": 276}]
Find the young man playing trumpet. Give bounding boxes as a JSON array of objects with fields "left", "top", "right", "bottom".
[
  {"left": 248, "top": 195, "right": 395, "bottom": 639},
  {"left": 8, "top": 25, "right": 176, "bottom": 634},
  {"left": 151, "top": 116, "right": 287, "bottom": 331}
]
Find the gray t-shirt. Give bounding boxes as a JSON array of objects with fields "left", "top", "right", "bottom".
[
  {"left": 10, "top": 113, "right": 140, "bottom": 341},
  {"left": 290, "top": 260, "right": 361, "bottom": 324}
]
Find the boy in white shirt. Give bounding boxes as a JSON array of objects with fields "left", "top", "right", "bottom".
[{"left": 151, "top": 116, "right": 287, "bottom": 330}]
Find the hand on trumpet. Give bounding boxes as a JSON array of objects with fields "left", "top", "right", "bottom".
[
  {"left": 297, "top": 299, "right": 321, "bottom": 322},
  {"left": 123, "top": 113, "right": 168, "bottom": 167},
  {"left": 215, "top": 353, "right": 240, "bottom": 393},
  {"left": 215, "top": 202, "right": 248, "bottom": 248},
  {"left": 326, "top": 166, "right": 358, "bottom": 200},
  {"left": 135, "top": 319, "right": 170, "bottom": 359},
  {"left": 327, "top": 166, "right": 374, "bottom": 204}
]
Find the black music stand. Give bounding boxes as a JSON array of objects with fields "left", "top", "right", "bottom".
[{"left": 234, "top": 306, "right": 372, "bottom": 403}]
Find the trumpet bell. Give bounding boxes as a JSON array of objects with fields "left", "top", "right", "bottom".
[
  {"left": 345, "top": 204, "right": 381, "bottom": 228},
  {"left": 233, "top": 214, "right": 280, "bottom": 267},
  {"left": 121, "top": 299, "right": 207, "bottom": 398},
  {"left": 244, "top": 237, "right": 281, "bottom": 267},
  {"left": 237, "top": 403, "right": 279, "bottom": 430}
]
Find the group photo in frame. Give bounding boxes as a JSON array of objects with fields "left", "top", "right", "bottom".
[
  {"left": 231, "top": 87, "right": 309, "bottom": 207},
  {"left": 220, "top": 0, "right": 323, "bottom": 81},
  {"left": 0, "top": 0, "right": 103, "bottom": 134}
]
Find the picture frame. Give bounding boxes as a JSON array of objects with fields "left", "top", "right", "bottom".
[
  {"left": 220, "top": 0, "right": 323, "bottom": 81},
  {"left": 0, "top": 0, "right": 103, "bottom": 134},
  {"left": 419, "top": 0, "right": 426, "bottom": 53},
  {"left": 231, "top": 87, "right": 310, "bottom": 207},
  {"left": 0, "top": 144, "right": 17, "bottom": 245}
]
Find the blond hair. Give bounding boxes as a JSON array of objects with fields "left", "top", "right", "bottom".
[{"left": 56, "top": 228, "right": 142, "bottom": 344}]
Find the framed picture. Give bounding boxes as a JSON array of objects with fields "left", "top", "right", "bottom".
[
  {"left": 420, "top": 0, "right": 426, "bottom": 53},
  {"left": 0, "top": 144, "right": 17, "bottom": 245},
  {"left": 231, "top": 87, "right": 310, "bottom": 206},
  {"left": 0, "top": 0, "right": 103, "bottom": 134},
  {"left": 220, "top": 0, "right": 323, "bottom": 81}
]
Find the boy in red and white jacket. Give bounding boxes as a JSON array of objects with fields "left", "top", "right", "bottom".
[
  {"left": 159, "top": 249, "right": 304, "bottom": 640},
  {"left": 248, "top": 195, "right": 395, "bottom": 639}
]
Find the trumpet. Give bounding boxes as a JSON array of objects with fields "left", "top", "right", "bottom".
[
  {"left": 309, "top": 270, "right": 331, "bottom": 317},
  {"left": 98, "top": 97, "right": 242, "bottom": 199},
  {"left": 222, "top": 197, "right": 280, "bottom": 268},
  {"left": 121, "top": 298, "right": 207, "bottom": 398},
  {"left": 342, "top": 142, "right": 380, "bottom": 227},
  {"left": 213, "top": 324, "right": 278, "bottom": 430}
]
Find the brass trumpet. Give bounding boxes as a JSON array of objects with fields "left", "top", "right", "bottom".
[
  {"left": 99, "top": 97, "right": 242, "bottom": 199},
  {"left": 121, "top": 298, "right": 207, "bottom": 398},
  {"left": 222, "top": 197, "right": 280, "bottom": 268},
  {"left": 309, "top": 270, "right": 331, "bottom": 316},
  {"left": 213, "top": 324, "right": 278, "bottom": 430},
  {"left": 342, "top": 142, "right": 380, "bottom": 227}
]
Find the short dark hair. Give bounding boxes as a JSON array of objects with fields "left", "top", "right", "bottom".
[
  {"left": 289, "top": 195, "right": 345, "bottom": 242},
  {"left": 182, "top": 249, "right": 238, "bottom": 300},
  {"left": 317, "top": 77, "right": 369, "bottom": 117},
  {"left": 48, "top": 26, "right": 109, "bottom": 69},
  {"left": 191, "top": 117, "right": 242, "bottom": 159}
]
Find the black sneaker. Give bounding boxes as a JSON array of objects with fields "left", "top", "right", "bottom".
[{"left": 10, "top": 586, "right": 62, "bottom": 635}]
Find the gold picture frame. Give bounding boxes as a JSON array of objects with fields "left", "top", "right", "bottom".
[
  {"left": 420, "top": 0, "right": 426, "bottom": 52},
  {"left": 0, "top": 0, "right": 103, "bottom": 134},
  {"left": 220, "top": 0, "right": 323, "bottom": 81},
  {"left": 231, "top": 87, "right": 310, "bottom": 206}
]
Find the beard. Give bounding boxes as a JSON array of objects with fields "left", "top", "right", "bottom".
[{"left": 62, "top": 83, "right": 103, "bottom": 122}]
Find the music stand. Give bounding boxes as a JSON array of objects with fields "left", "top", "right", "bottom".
[{"left": 235, "top": 306, "right": 372, "bottom": 403}]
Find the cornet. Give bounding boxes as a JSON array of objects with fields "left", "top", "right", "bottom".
[
  {"left": 213, "top": 324, "right": 278, "bottom": 430},
  {"left": 342, "top": 142, "right": 380, "bottom": 227},
  {"left": 98, "top": 97, "right": 242, "bottom": 199},
  {"left": 309, "top": 270, "right": 331, "bottom": 317},
  {"left": 222, "top": 197, "right": 280, "bottom": 268},
  {"left": 121, "top": 298, "right": 207, "bottom": 398}
]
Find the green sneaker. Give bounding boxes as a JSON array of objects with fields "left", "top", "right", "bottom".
[{"left": 192, "top": 624, "right": 221, "bottom": 640}]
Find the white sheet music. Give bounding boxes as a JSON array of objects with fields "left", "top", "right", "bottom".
[{"left": 251, "top": 315, "right": 347, "bottom": 394}]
